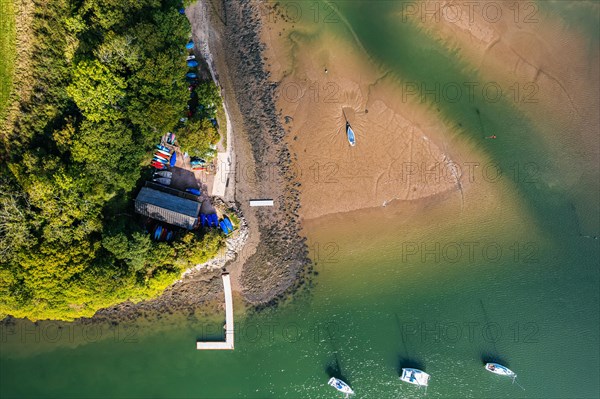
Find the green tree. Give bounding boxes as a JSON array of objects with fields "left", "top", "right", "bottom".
[{"left": 67, "top": 60, "right": 127, "bottom": 122}]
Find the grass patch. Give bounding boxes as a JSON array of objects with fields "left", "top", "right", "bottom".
[
  {"left": 0, "top": 0, "right": 16, "bottom": 118},
  {"left": 216, "top": 103, "right": 227, "bottom": 150}
]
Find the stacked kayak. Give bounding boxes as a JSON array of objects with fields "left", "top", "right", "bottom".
[
  {"left": 153, "top": 177, "right": 171, "bottom": 186},
  {"left": 154, "top": 171, "right": 172, "bottom": 179},
  {"left": 153, "top": 225, "right": 174, "bottom": 242},
  {"left": 151, "top": 145, "right": 173, "bottom": 169},
  {"left": 200, "top": 213, "right": 219, "bottom": 228},
  {"left": 191, "top": 158, "right": 206, "bottom": 171},
  {"left": 151, "top": 161, "right": 167, "bottom": 170}
]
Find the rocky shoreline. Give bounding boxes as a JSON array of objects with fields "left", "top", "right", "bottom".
[{"left": 211, "top": 0, "right": 313, "bottom": 305}]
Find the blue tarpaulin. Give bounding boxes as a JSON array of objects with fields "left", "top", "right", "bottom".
[{"left": 170, "top": 152, "right": 177, "bottom": 167}]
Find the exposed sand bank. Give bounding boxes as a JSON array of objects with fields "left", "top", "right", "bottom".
[{"left": 260, "top": 5, "right": 487, "bottom": 221}]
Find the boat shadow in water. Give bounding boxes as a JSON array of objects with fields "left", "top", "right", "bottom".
[
  {"left": 395, "top": 313, "right": 427, "bottom": 374},
  {"left": 397, "top": 357, "right": 426, "bottom": 375},
  {"left": 325, "top": 356, "right": 351, "bottom": 385},
  {"left": 480, "top": 354, "right": 510, "bottom": 368}
]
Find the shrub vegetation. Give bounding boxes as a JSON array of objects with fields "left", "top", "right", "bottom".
[{"left": 0, "top": 0, "right": 224, "bottom": 321}]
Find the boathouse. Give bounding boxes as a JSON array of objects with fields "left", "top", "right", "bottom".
[{"left": 134, "top": 186, "right": 201, "bottom": 230}]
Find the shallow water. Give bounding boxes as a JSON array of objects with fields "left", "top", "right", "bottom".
[{"left": 1, "top": 1, "right": 598, "bottom": 398}]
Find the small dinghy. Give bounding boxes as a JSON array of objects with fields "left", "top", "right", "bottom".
[
  {"left": 187, "top": 60, "right": 198, "bottom": 67},
  {"left": 485, "top": 363, "right": 517, "bottom": 380},
  {"left": 156, "top": 144, "right": 170, "bottom": 152},
  {"left": 328, "top": 377, "right": 354, "bottom": 396},
  {"left": 153, "top": 177, "right": 171, "bottom": 186},
  {"left": 186, "top": 188, "right": 201, "bottom": 196},
  {"left": 223, "top": 216, "right": 234, "bottom": 232},
  {"left": 346, "top": 122, "right": 356, "bottom": 147},
  {"left": 400, "top": 368, "right": 430, "bottom": 388},
  {"left": 154, "top": 171, "right": 172, "bottom": 178}
]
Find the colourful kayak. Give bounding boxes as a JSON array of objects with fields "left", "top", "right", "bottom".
[
  {"left": 156, "top": 148, "right": 171, "bottom": 157},
  {"left": 151, "top": 161, "right": 167, "bottom": 170},
  {"left": 154, "top": 152, "right": 169, "bottom": 160},
  {"left": 153, "top": 225, "right": 162, "bottom": 240}
]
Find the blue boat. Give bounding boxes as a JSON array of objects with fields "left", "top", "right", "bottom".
[
  {"left": 346, "top": 122, "right": 356, "bottom": 147},
  {"left": 170, "top": 152, "right": 177, "bottom": 167},
  {"left": 219, "top": 220, "right": 229, "bottom": 234},
  {"left": 223, "top": 216, "right": 234, "bottom": 232},
  {"left": 200, "top": 214, "right": 207, "bottom": 227},
  {"left": 185, "top": 40, "right": 194, "bottom": 49},
  {"left": 186, "top": 72, "right": 197, "bottom": 79},
  {"left": 166, "top": 231, "right": 173, "bottom": 241},
  {"left": 209, "top": 214, "right": 219, "bottom": 227},
  {"left": 156, "top": 144, "right": 170, "bottom": 152},
  {"left": 186, "top": 188, "right": 201, "bottom": 196},
  {"left": 187, "top": 60, "right": 198, "bottom": 67}
]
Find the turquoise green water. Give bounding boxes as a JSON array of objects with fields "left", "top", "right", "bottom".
[{"left": 1, "top": 1, "right": 598, "bottom": 398}]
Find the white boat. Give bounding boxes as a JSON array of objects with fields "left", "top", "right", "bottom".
[
  {"left": 485, "top": 363, "right": 516, "bottom": 380},
  {"left": 328, "top": 377, "right": 354, "bottom": 395},
  {"left": 400, "top": 368, "right": 430, "bottom": 387}
]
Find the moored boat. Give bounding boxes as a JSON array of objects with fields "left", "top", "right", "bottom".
[
  {"left": 485, "top": 363, "right": 516, "bottom": 380},
  {"left": 346, "top": 122, "right": 356, "bottom": 146},
  {"left": 327, "top": 377, "right": 354, "bottom": 395},
  {"left": 400, "top": 368, "right": 430, "bottom": 387}
]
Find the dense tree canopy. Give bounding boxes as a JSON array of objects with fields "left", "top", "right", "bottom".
[{"left": 0, "top": 0, "right": 224, "bottom": 321}]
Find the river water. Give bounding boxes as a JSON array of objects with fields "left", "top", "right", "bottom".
[{"left": 1, "top": 1, "right": 598, "bottom": 398}]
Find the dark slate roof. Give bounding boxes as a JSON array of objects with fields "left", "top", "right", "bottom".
[{"left": 135, "top": 187, "right": 201, "bottom": 230}]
